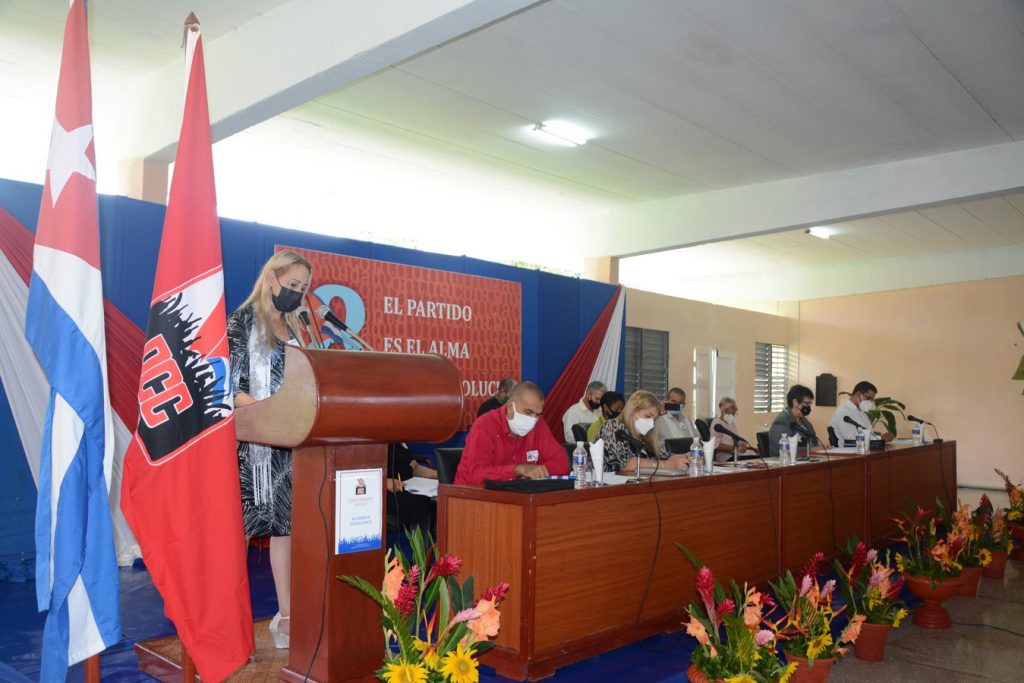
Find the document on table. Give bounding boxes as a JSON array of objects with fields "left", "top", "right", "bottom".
[{"left": 403, "top": 477, "right": 439, "bottom": 498}]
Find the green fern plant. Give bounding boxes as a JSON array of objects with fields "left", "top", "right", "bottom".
[{"left": 838, "top": 392, "right": 906, "bottom": 435}]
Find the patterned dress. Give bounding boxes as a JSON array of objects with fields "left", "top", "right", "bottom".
[{"left": 228, "top": 304, "right": 294, "bottom": 537}]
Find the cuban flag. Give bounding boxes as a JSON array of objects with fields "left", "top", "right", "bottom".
[{"left": 24, "top": 1, "right": 121, "bottom": 680}]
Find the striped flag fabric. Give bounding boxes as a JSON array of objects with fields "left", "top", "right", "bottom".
[
  {"left": 23, "top": 1, "right": 122, "bottom": 680},
  {"left": 119, "top": 17, "right": 254, "bottom": 682}
]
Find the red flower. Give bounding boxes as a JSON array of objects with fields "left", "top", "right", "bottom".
[
  {"left": 798, "top": 552, "right": 825, "bottom": 580},
  {"left": 427, "top": 555, "right": 462, "bottom": 583},
  {"left": 696, "top": 567, "right": 716, "bottom": 621},
  {"left": 948, "top": 535, "right": 965, "bottom": 557},
  {"left": 915, "top": 507, "right": 926, "bottom": 522},
  {"left": 762, "top": 594, "right": 777, "bottom": 609},
  {"left": 480, "top": 582, "right": 510, "bottom": 604},
  {"left": 716, "top": 599, "right": 736, "bottom": 620},
  {"left": 395, "top": 565, "right": 421, "bottom": 618},
  {"left": 979, "top": 494, "right": 992, "bottom": 512},
  {"left": 850, "top": 542, "right": 868, "bottom": 576}
]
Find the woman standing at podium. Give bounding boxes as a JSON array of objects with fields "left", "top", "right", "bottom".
[{"left": 228, "top": 250, "right": 312, "bottom": 649}]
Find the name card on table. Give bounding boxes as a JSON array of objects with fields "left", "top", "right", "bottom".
[{"left": 335, "top": 468, "right": 383, "bottom": 554}]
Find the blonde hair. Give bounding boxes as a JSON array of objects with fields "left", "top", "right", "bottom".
[
  {"left": 238, "top": 250, "right": 312, "bottom": 350},
  {"left": 620, "top": 389, "right": 661, "bottom": 454}
]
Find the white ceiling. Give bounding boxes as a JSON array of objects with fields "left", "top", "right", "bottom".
[{"left": 2, "top": 0, "right": 1024, "bottom": 302}]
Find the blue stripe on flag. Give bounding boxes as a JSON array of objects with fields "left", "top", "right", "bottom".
[{"left": 25, "top": 275, "right": 120, "bottom": 680}]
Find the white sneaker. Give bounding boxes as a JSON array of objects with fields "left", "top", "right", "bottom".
[{"left": 268, "top": 612, "right": 290, "bottom": 649}]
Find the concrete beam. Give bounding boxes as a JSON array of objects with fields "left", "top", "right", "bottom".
[
  {"left": 589, "top": 140, "right": 1024, "bottom": 258},
  {"left": 110, "top": 0, "right": 543, "bottom": 164}
]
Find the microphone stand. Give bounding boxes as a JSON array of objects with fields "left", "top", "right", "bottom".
[{"left": 322, "top": 318, "right": 376, "bottom": 351}]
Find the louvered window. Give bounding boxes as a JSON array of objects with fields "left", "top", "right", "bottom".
[
  {"left": 754, "top": 342, "right": 788, "bottom": 413},
  {"left": 624, "top": 327, "right": 668, "bottom": 398}
]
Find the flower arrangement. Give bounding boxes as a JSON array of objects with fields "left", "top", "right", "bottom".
[
  {"left": 769, "top": 553, "right": 865, "bottom": 665},
  {"left": 679, "top": 550, "right": 795, "bottom": 683},
  {"left": 893, "top": 505, "right": 965, "bottom": 581},
  {"left": 341, "top": 529, "right": 509, "bottom": 683},
  {"left": 833, "top": 537, "right": 907, "bottom": 627},
  {"left": 995, "top": 468, "right": 1024, "bottom": 524},
  {"left": 974, "top": 494, "right": 1014, "bottom": 555},
  {"left": 938, "top": 500, "right": 992, "bottom": 569}
]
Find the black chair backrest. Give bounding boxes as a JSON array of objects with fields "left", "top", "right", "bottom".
[
  {"left": 695, "top": 418, "right": 712, "bottom": 442},
  {"left": 664, "top": 437, "right": 694, "bottom": 455},
  {"left": 755, "top": 431, "right": 770, "bottom": 457},
  {"left": 827, "top": 426, "right": 839, "bottom": 448},
  {"left": 435, "top": 447, "right": 464, "bottom": 485},
  {"left": 571, "top": 422, "right": 590, "bottom": 444}
]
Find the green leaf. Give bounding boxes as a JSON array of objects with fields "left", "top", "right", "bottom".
[
  {"left": 472, "top": 640, "right": 497, "bottom": 655},
  {"left": 448, "top": 575, "right": 465, "bottom": 613},
  {"left": 1012, "top": 354, "right": 1024, "bottom": 381},
  {"left": 438, "top": 577, "right": 451, "bottom": 634},
  {"left": 340, "top": 575, "right": 389, "bottom": 609}
]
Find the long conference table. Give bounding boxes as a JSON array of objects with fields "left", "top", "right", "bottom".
[{"left": 436, "top": 441, "right": 956, "bottom": 681}]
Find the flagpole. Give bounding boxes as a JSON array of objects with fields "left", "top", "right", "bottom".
[{"left": 84, "top": 655, "right": 100, "bottom": 683}]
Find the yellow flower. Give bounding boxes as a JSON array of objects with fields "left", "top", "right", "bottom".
[
  {"left": 440, "top": 643, "right": 479, "bottom": 683},
  {"left": 806, "top": 633, "right": 833, "bottom": 660},
  {"left": 895, "top": 554, "right": 905, "bottom": 573},
  {"left": 724, "top": 676, "right": 756, "bottom": 683},
  {"left": 413, "top": 640, "right": 440, "bottom": 670},
  {"left": 382, "top": 660, "right": 428, "bottom": 683},
  {"left": 892, "top": 608, "right": 908, "bottom": 629},
  {"left": 1008, "top": 510, "right": 1022, "bottom": 522},
  {"left": 779, "top": 661, "right": 799, "bottom": 683},
  {"left": 978, "top": 548, "right": 993, "bottom": 567}
]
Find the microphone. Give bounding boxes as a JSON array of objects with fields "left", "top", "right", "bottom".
[
  {"left": 295, "top": 306, "right": 320, "bottom": 349},
  {"left": 843, "top": 415, "right": 869, "bottom": 430},
  {"left": 713, "top": 423, "right": 749, "bottom": 445},
  {"left": 316, "top": 304, "right": 376, "bottom": 351},
  {"left": 616, "top": 429, "right": 650, "bottom": 456},
  {"left": 907, "top": 415, "right": 932, "bottom": 425},
  {"left": 789, "top": 421, "right": 815, "bottom": 439}
]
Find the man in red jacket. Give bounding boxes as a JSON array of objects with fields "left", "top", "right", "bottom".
[{"left": 455, "top": 381, "right": 569, "bottom": 485}]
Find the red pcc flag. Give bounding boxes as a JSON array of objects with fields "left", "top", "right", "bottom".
[{"left": 119, "top": 19, "right": 253, "bottom": 681}]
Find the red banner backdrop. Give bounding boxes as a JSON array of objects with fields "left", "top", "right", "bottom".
[{"left": 286, "top": 246, "right": 521, "bottom": 428}]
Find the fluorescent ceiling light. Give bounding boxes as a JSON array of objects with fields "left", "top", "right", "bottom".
[
  {"left": 530, "top": 120, "right": 591, "bottom": 147},
  {"left": 806, "top": 226, "right": 835, "bottom": 239}
]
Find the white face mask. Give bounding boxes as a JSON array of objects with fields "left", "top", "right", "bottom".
[
  {"left": 507, "top": 401, "right": 538, "bottom": 437},
  {"left": 724, "top": 413, "right": 736, "bottom": 425},
  {"left": 634, "top": 416, "right": 656, "bottom": 436},
  {"left": 860, "top": 399, "right": 875, "bottom": 413}
]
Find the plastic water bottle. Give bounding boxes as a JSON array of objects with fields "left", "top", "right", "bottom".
[
  {"left": 779, "top": 436, "right": 790, "bottom": 465},
  {"left": 690, "top": 446, "right": 703, "bottom": 476},
  {"left": 911, "top": 422, "right": 923, "bottom": 446},
  {"left": 855, "top": 428, "right": 868, "bottom": 455},
  {"left": 573, "top": 442, "right": 588, "bottom": 489},
  {"left": 690, "top": 441, "right": 703, "bottom": 472}
]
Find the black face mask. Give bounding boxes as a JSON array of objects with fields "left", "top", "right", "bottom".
[
  {"left": 608, "top": 409, "right": 622, "bottom": 420},
  {"left": 800, "top": 404, "right": 812, "bottom": 416},
  {"left": 588, "top": 400, "right": 601, "bottom": 410},
  {"left": 272, "top": 286, "right": 303, "bottom": 313}
]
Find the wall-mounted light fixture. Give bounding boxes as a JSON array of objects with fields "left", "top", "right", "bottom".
[{"left": 530, "top": 120, "right": 591, "bottom": 147}]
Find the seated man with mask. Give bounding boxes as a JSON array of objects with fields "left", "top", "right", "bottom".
[
  {"left": 830, "top": 380, "right": 895, "bottom": 444},
  {"left": 709, "top": 397, "right": 753, "bottom": 460},
  {"left": 654, "top": 387, "right": 699, "bottom": 454},
  {"left": 456, "top": 381, "right": 569, "bottom": 486},
  {"left": 768, "top": 384, "right": 819, "bottom": 456}
]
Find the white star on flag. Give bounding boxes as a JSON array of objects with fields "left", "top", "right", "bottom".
[{"left": 47, "top": 119, "right": 96, "bottom": 207}]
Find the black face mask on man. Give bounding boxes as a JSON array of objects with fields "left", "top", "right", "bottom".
[
  {"left": 272, "top": 284, "right": 303, "bottom": 313},
  {"left": 800, "top": 404, "right": 812, "bottom": 416},
  {"left": 587, "top": 399, "right": 601, "bottom": 410}
]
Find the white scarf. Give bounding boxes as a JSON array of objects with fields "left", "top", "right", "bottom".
[{"left": 248, "top": 316, "right": 274, "bottom": 507}]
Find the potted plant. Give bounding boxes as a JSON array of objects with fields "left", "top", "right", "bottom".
[
  {"left": 770, "top": 553, "right": 865, "bottom": 682},
  {"left": 995, "top": 469, "right": 1024, "bottom": 561},
  {"left": 833, "top": 538, "right": 908, "bottom": 661},
  {"left": 341, "top": 528, "right": 509, "bottom": 683},
  {"left": 938, "top": 501, "right": 992, "bottom": 596},
  {"left": 976, "top": 494, "right": 1012, "bottom": 578},
  {"left": 679, "top": 547, "right": 795, "bottom": 683},
  {"left": 893, "top": 505, "right": 965, "bottom": 628}
]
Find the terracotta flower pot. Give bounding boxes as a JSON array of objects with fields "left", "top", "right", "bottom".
[
  {"left": 853, "top": 621, "right": 891, "bottom": 662},
  {"left": 904, "top": 574, "right": 960, "bottom": 628},
  {"left": 955, "top": 566, "right": 982, "bottom": 597},
  {"left": 784, "top": 653, "right": 836, "bottom": 683},
  {"left": 1009, "top": 523, "right": 1024, "bottom": 562},
  {"left": 982, "top": 550, "right": 1008, "bottom": 579},
  {"left": 686, "top": 664, "right": 724, "bottom": 683}
]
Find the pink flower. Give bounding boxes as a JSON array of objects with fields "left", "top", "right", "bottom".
[
  {"left": 868, "top": 569, "right": 887, "bottom": 588},
  {"left": 821, "top": 579, "right": 836, "bottom": 600},
  {"left": 799, "top": 574, "right": 813, "bottom": 597},
  {"left": 450, "top": 607, "right": 480, "bottom": 626},
  {"left": 696, "top": 567, "right": 717, "bottom": 622},
  {"left": 754, "top": 629, "right": 775, "bottom": 646},
  {"left": 865, "top": 548, "right": 878, "bottom": 562}
]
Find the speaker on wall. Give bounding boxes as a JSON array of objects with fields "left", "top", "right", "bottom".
[{"left": 816, "top": 373, "right": 837, "bottom": 406}]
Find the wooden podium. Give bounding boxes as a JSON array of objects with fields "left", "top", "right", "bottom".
[{"left": 235, "top": 346, "right": 463, "bottom": 683}]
